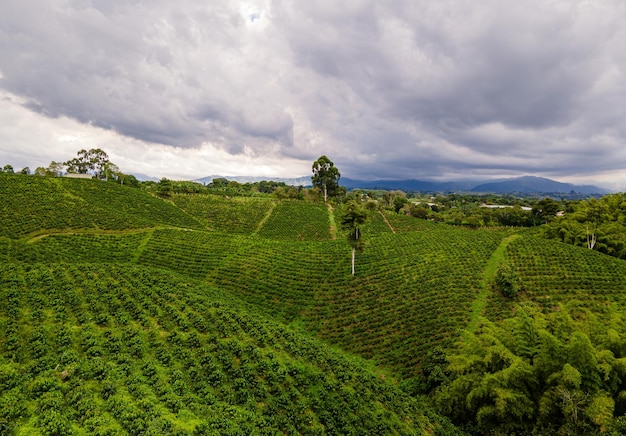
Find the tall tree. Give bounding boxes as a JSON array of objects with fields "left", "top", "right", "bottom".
[
  {"left": 64, "top": 148, "right": 111, "bottom": 178},
  {"left": 312, "top": 155, "right": 340, "bottom": 203},
  {"left": 342, "top": 201, "right": 367, "bottom": 276}
]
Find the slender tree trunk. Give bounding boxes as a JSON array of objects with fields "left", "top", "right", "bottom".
[
  {"left": 586, "top": 223, "right": 597, "bottom": 249},
  {"left": 323, "top": 183, "right": 327, "bottom": 203},
  {"left": 351, "top": 247, "right": 355, "bottom": 276}
]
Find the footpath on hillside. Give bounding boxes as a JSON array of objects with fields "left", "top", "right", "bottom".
[
  {"left": 467, "top": 234, "right": 522, "bottom": 333},
  {"left": 379, "top": 211, "right": 396, "bottom": 234},
  {"left": 327, "top": 203, "right": 337, "bottom": 239}
]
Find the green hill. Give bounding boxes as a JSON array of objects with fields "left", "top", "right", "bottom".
[
  {"left": 0, "top": 174, "right": 203, "bottom": 239},
  {"left": 3, "top": 174, "right": 626, "bottom": 434},
  {"left": 0, "top": 263, "right": 451, "bottom": 435}
]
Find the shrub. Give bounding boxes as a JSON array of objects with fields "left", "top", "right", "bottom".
[{"left": 495, "top": 264, "right": 519, "bottom": 298}]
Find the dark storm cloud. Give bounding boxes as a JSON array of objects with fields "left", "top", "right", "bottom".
[{"left": 1, "top": 0, "right": 625, "bottom": 181}]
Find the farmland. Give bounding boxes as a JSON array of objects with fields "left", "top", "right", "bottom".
[{"left": 2, "top": 173, "right": 626, "bottom": 434}]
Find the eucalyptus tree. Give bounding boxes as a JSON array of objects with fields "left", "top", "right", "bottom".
[
  {"left": 312, "top": 155, "right": 340, "bottom": 203},
  {"left": 64, "top": 148, "right": 111, "bottom": 179}
]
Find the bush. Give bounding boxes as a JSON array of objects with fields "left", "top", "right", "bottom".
[{"left": 495, "top": 264, "right": 519, "bottom": 298}]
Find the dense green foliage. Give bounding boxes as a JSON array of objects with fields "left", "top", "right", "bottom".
[
  {"left": 256, "top": 201, "right": 331, "bottom": 240},
  {"left": 544, "top": 193, "right": 626, "bottom": 259},
  {"left": 484, "top": 236, "right": 626, "bottom": 322},
  {"left": 171, "top": 194, "right": 276, "bottom": 234},
  {"left": 0, "top": 263, "right": 450, "bottom": 435},
  {"left": 437, "top": 303, "right": 626, "bottom": 435}
]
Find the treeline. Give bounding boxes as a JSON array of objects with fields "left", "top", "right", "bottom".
[
  {"left": 543, "top": 193, "right": 626, "bottom": 259},
  {"left": 428, "top": 302, "right": 626, "bottom": 435},
  {"left": 372, "top": 191, "right": 626, "bottom": 260},
  {"left": 147, "top": 177, "right": 313, "bottom": 200}
]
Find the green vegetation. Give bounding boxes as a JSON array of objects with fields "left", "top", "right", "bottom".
[
  {"left": 544, "top": 193, "right": 626, "bottom": 259},
  {"left": 311, "top": 155, "right": 341, "bottom": 202},
  {"left": 437, "top": 303, "right": 626, "bottom": 435},
  {"left": 0, "top": 174, "right": 202, "bottom": 238},
  {"left": 0, "top": 263, "right": 450, "bottom": 435},
  {"left": 171, "top": 194, "right": 276, "bottom": 234},
  {"left": 256, "top": 201, "right": 332, "bottom": 240},
  {"left": 2, "top": 172, "right": 626, "bottom": 434}
]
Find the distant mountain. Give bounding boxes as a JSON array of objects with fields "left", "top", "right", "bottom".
[
  {"left": 131, "top": 172, "right": 160, "bottom": 182},
  {"left": 193, "top": 174, "right": 609, "bottom": 195},
  {"left": 470, "top": 176, "right": 610, "bottom": 195},
  {"left": 340, "top": 178, "right": 475, "bottom": 191}
]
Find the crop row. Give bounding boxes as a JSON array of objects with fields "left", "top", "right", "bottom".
[
  {"left": 0, "top": 175, "right": 202, "bottom": 238},
  {"left": 137, "top": 229, "right": 245, "bottom": 279},
  {"left": 484, "top": 236, "right": 626, "bottom": 321},
  {"left": 205, "top": 229, "right": 506, "bottom": 377},
  {"left": 0, "top": 262, "right": 438, "bottom": 435},
  {"left": 3, "top": 223, "right": 510, "bottom": 377},
  {"left": 171, "top": 194, "right": 276, "bottom": 234},
  {"left": 257, "top": 201, "right": 332, "bottom": 241},
  {"left": 10, "top": 232, "right": 146, "bottom": 264}
]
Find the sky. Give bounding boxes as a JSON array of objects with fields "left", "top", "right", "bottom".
[{"left": 1, "top": 0, "right": 625, "bottom": 189}]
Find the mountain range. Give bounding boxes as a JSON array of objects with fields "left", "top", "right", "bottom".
[{"left": 194, "top": 175, "right": 611, "bottom": 195}]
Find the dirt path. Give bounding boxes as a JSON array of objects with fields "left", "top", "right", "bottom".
[
  {"left": 327, "top": 203, "right": 337, "bottom": 239},
  {"left": 252, "top": 201, "right": 277, "bottom": 236},
  {"left": 467, "top": 233, "right": 521, "bottom": 333},
  {"left": 379, "top": 211, "right": 396, "bottom": 234}
]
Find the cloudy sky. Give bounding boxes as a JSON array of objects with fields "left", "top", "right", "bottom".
[{"left": 1, "top": 0, "right": 625, "bottom": 188}]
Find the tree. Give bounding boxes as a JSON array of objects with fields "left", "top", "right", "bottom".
[
  {"left": 64, "top": 148, "right": 111, "bottom": 178},
  {"left": 532, "top": 198, "right": 560, "bottom": 225},
  {"left": 2, "top": 164, "right": 14, "bottom": 174},
  {"left": 312, "top": 156, "right": 340, "bottom": 203},
  {"left": 19, "top": 167, "right": 31, "bottom": 175},
  {"left": 157, "top": 178, "right": 173, "bottom": 198},
  {"left": 394, "top": 196, "right": 409, "bottom": 213},
  {"left": 341, "top": 201, "right": 367, "bottom": 276},
  {"left": 46, "top": 161, "right": 64, "bottom": 177}
]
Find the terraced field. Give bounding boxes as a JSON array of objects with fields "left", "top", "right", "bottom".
[
  {"left": 256, "top": 201, "right": 332, "bottom": 240},
  {"left": 7, "top": 221, "right": 512, "bottom": 378}
]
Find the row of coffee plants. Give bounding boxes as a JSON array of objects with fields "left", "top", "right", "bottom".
[
  {"left": 0, "top": 262, "right": 456, "bottom": 434},
  {"left": 383, "top": 211, "right": 442, "bottom": 233},
  {"left": 0, "top": 174, "right": 202, "bottom": 238},
  {"left": 484, "top": 236, "right": 626, "bottom": 321},
  {"left": 172, "top": 194, "right": 277, "bottom": 234},
  {"left": 200, "top": 226, "right": 509, "bottom": 377},
  {"left": 304, "top": 229, "right": 509, "bottom": 377},
  {"left": 5, "top": 220, "right": 511, "bottom": 377},
  {"left": 9, "top": 232, "right": 146, "bottom": 264},
  {"left": 256, "top": 201, "right": 332, "bottom": 241},
  {"left": 136, "top": 229, "right": 246, "bottom": 280}
]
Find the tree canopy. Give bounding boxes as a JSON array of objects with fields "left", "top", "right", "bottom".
[
  {"left": 64, "top": 148, "right": 111, "bottom": 179},
  {"left": 312, "top": 155, "right": 341, "bottom": 202}
]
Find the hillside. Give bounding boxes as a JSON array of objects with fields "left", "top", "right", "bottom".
[
  {"left": 0, "top": 174, "right": 204, "bottom": 239},
  {"left": 0, "top": 175, "right": 460, "bottom": 434},
  {"left": 3, "top": 173, "right": 626, "bottom": 433},
  {"left": 0, "top": 263, "right": 451, "bottom": 435}
]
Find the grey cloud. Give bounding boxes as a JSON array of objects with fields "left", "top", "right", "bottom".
[{"left": 1, "top": 0, "right": 625, "bottom": 182}]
